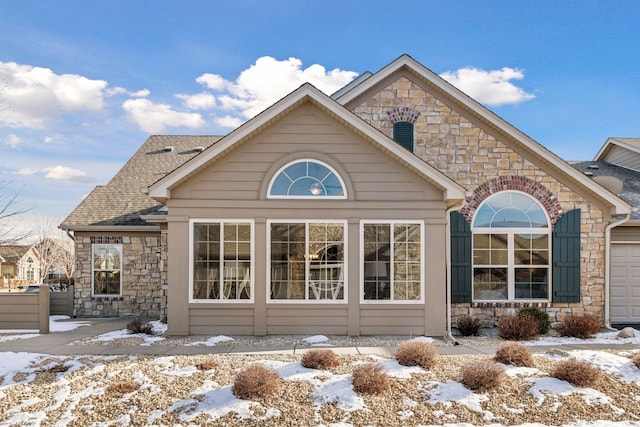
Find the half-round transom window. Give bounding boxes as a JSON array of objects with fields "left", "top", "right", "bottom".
[
  {"left": 268, "top": 160, "right": 346, "bottom": 198},
  {"left": 473, "top": 191, "right": 549, "bottom": 229}
]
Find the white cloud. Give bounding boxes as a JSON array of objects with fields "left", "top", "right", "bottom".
[
  {"left": 42, "top": 165, "right": 93, "bottom": 182},
  {"left": 440, "top": 67, "right": 535, "bottom": 106},
  {"left": 196, "top": 56, "right": 358, "bottom": 120},
  {"left": 3, "top": 134, "right": 21, "bottom": 148},
  {"left": 15, "top": 167, "right": 38, "bottom": 176},
  {"left": 122, "top": 98, "right": 205, "bottom": 133},
  {"left": 177, "top": 92, "right": 216, "bottom": 110},
  {"left": 0, "top": 61, "right": 108, "bottom": 128},
  {"left": 215, "top": 115, "right": 244, "bottom": 128},
  {"left": 106, "top": 87, "right": 150, "bottom": 97}
]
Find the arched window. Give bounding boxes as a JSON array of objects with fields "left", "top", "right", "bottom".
[
  {"left": 471, "top": 191, "right": 550, "bottom": 301},
  {"left": 392, "top": 121, "right": 414, "bottom": 152},
  {"left": 268, "top": 159, "right": 346, "bottom": 198}
]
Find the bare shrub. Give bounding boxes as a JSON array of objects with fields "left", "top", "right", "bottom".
[
  {"left": 42, "top": 364, "right": 70, "bottom": 374},
  {"left": 497, "top": 314, "right": 539, "bottom": 341},
  {"left": 233, "top": 364, "right": 281, "bottom": 400},
  {"left": 555, "top": 313, "right": 602, "bottom": 339},
  {"left": 632, "top": 353, "right": 640, "bottom": 369},
  {"left": 107, "top": 380, "right": 140, "bottom": 395},
  {"left": 456, "top": 315, "right": 481, "bottom": 337},
  {"left": 351, "top": 363, "right": 390, "bottom": 394},
  {"left": 518, "top": 307, "right": 551, "bottom": 335},
  {"left": 126, "top": 318, "right": 154, "bottom": 335},
  {"left": 395, "top": 340, "right": 438, "bottom": 369},
  {"left": 551, "top": 359, "right": 601, "bottom": 387},
  {"left": 301, "top": 349, "right": 340, "bottom": 370},
  {"left": 460, "top": 360, "right": 505, "bottom": 391},
  {"left": 494, "top": 342, "right": 534, "bottom": 367},
  {"left": 195, "top": 357, "right": 218, "bottom": 371}
]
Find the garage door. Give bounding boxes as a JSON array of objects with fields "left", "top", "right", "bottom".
[{"left": 610, "top": 244, "right": 640, "bottom": 325}]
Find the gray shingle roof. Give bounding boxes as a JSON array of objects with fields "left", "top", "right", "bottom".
[
  {"left": 60, "top": 135, "right": 222, "bottom": 229},
  {"left": 572, "top": 160, "right": 640, "bottom": 220}
]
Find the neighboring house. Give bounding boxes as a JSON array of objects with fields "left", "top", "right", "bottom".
[
  {"left": 60, "top": 55, "right": 632, "bottom": 336},
  {"left": 572, "top": 137, "right": 640, "bottom": 327},
  {"left": 0, "top": 245, "right": 40, "bottom": 283}
]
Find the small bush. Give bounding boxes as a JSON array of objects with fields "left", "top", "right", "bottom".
[
  {"left": 42, "top": 364, "right": 70, "bottom": 374},
  {"left": 556, "top": 313, "right": 602, "bottom": 339},
  {"left": 457, "top": 315, "right": 481, "bottom": 337},
  {"left": 107, "top": 380, "right": 140, "bottom": 395},
  {"left": 301, "top": 349, "right": 340, "bottom": 370},
  {"left": 551, "top": 359, "right": 601, "bottom": 387},
  {"left": 494, "top": 342, "right": 534, "bottom": 367},
  {"left": 351, "top": 363, "right": 390, "bottom": 394},
  {"left": 632, "top": 353, "right": 640, "bottom": 369},
  {"left": 497, "top": 313, "right": 539, "bottom": 341},
  {"left": 126, "top": 318, "right": 154, "bottom": 335},
  {"left": 460, "top": 360, "right": 505, "bottom": 391},
  {"left": 395, "top": 340, "right": 438, "bottom": 369},
  {"left": 195, "top": 357, "right": 218, "bottom": 371},
  {"left": 233, "top": 364, "right": 281, "bottom": 400},
  {"left": 518, "top": 307, "right": 551, "bottom": 335}
]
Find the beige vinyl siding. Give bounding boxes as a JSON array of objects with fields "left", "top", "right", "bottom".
[
  {"left": 605, "top": 145, "right": 640, "bottom": 172},
  {"left": 165, "top": 101, "right": 449, "bottom": 336}
]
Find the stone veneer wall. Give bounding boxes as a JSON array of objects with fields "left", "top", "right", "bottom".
[
  {"left": 74, "top": 233, "right": 167, "bottom": 318},
  {"left": 352, "top": 76, "right": 608, "bottom": 326}
]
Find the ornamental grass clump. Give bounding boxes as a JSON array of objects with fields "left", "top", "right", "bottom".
[
  {"left": 301, "top": 349, "right": 341, "bottom": 370},
  {"left": 551, "top": 359, "right": 601, "bottom": 387},
  {"left": 497, "top": 313, "right": 539, "bottom": 341},
  {"left": 493, "top": 342, "right": 535, "bottom": 367},
  {"left": 126, "top": 318, "right": 154, "bottom": 335},
  {"left": 555, "top": 313, "right": 602, "bottom": 339},
  {"left": 460, "top": 360, "right": 505, "bottom": 392},
  {"left": 195, "top": 357, "right": 218, "bottom": 371},
  {"left": 351, "top": 363, "right": 390, "bottom": 394},
  {"left": 456, "top": 315, "right": 482, "bottom": 337},
  {"left": 232, "top": 364, "right": 281, "bottom": 400},
  {"left": 632, "top": 353, "right": 640, "bottom": 369},
  {"left": 106, "top": 380, "right": 140, "bottom": 395},
  {"left": 395, "top": 340, "right": 438, "bottom": 370}
]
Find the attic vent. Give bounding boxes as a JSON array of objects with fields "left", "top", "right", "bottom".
[
  {"left": 584, "top": 171, "right": 594, "bottom": 177},
  {"left": 588, "top": 164, "right": 599, "bottom": 170},
  {"left": 194, "top": 146, "right": 204, "bottom": 152},
  {"left": 163, "top": 146, "right": 174, "bottom": 152}
]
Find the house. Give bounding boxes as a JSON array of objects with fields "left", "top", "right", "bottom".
[
  {"left": 0, "top": 244, "right": 40, "bottom": 287},
  {"left": 60, "top": 55, "right": 632, "bottom": 336},
  {"left": 572, "top": 137, "right": 640, "bottom": 327}
]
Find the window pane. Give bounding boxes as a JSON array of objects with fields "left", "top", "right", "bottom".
[
  {"left": 269, "top": 161, "right": 345, "bottom": 197},
  {"left": 473, "top": 268, "right": 507, "bottom": 300},
  {"left": 363, "top": 224, "right": 391, "bottom": 301},
  {"left": 515, "top": 267, "right": 548, "bottom": 299}
]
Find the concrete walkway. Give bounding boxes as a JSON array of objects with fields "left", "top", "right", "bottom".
[{"left": 1, "top": 318, "right": 637, "bottom": 357}]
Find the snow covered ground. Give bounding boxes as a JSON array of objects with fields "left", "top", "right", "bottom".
[{"left": 0, "top": 318, "right": 639, "bottom": 426}]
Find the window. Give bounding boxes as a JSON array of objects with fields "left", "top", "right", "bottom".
[
  {"left": 269, "top": 221, "right": 346, "bottom": 301},
  {"left": 92, "top": 244, "right": 122, "bottom": 295},
  {"left": 472, "top": 192, "right": 550, "bottom": 301},
  {"left": 393, "top": 121, "right": 414, "bottom": 152},
  {"left": 362, "top": 221, "right": 423, "bottom": 302},
  {"left": 268, "top": 160, "right": 346, "bottom": 198},
  {"left": 191, "top": 221, "right": 253, "bottom": 302}
]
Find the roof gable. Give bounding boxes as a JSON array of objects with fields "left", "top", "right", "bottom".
[
  {"left": 149, "top": 83, "right": 466, "bottom": 203},
  {"left": 594, "top": 137, "right": 640, "bottom": 172},
  {"left": 335, "top": 54, "right": 631, "bottom": 217}
]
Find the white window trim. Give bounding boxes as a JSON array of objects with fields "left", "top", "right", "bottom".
[
  {"left": 471, "top": 191, "right": 552, "bottom": 302},
  {"left": 267, "top": 219, "right": 348, "bottom": 304},
  {"left": 189, "top": 219, "right": 255, "bottom": 304},
  {"left": 359, "top": 220, "right": 425, "bottom": 304},
  {"left": 267, "top": 158, "right": 348, "bottom": 199},
  {"left": 91, "top": 243, "right": 123, "bottom": 297}
]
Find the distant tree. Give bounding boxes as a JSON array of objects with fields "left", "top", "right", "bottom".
[
  {"left": 0, "top": 176, "right": 31, "bottom": 244},
  {"left": 33, "top": 218, "right": 73, "bottom": 283}
]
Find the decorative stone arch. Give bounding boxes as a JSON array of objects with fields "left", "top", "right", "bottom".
[
  {"left": 387, "top": 107, "right": 420, "bottom": 124},
  {"left": 460, "top": 176, "right": 564, "bottom": 225}
]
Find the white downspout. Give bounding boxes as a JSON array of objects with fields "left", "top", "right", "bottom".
[
  {"left": 445, "top": 201, "right": 465, "bottom": 343},
  {"left": 604, "top": 212, "right": 631, "bottom": 330}
]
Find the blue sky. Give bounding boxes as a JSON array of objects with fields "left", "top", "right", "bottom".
[{"left": 1, "top": 0, "right": 639, "bottom": 240}]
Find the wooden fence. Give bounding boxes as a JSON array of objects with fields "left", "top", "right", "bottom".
[
  {"left": 50, "top": 285, "right": 74, "bottom": 316},
  {"left": 0, "top": 284, "right": 50, "bottom": 333}
]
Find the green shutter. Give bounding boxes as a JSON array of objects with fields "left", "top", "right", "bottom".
[
  {"left": 393, "top": 122, "right": 414, "bottom": 152},
  {"left": 450, "top": 211, "right": 472, "bottom": 303},
  {"left": 552, "top": 209, "right": 581, "bottom": 303}
]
